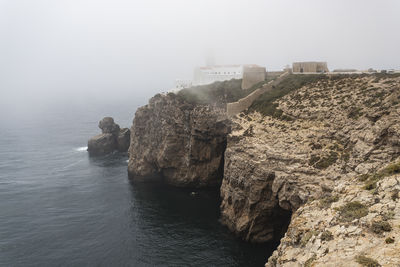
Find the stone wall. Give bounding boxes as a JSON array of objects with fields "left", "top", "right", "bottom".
[
  {"left": 241, "top": 66, "right": 266, "bottom": 90},
  {"left": 266, "top": 71, "right": 285, "bottom": 77},
  {"left": 227, "top": 72, "right": 289, "bottom": 116},
  {"left": 292, "top": 62, "right": 328, "bottom": 73}
]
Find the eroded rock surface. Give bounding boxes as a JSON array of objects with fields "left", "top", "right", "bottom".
[
  {"left": 88, "top": 133, "right": 116, "bottom": 156},
  {"left": 117, "top": 128, "right": 130, "bottom": 152},
  {"left": 128, "top": 93, "right": 230, "bottom": 187},
  {"left": 267, "top": 171, "right": 400, "bottom": 267},
  {"left": 220, "top": 74, "right": 400, "bottom": 257},
  {"left": 88, "top": 117, "right": 130, "bottom": 156}
]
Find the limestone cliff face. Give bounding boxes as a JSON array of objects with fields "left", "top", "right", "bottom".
[
  {"left": 220, "top": 114, "right": 328, "bottom": 243},
  {"left": 219, "top": 75, "right": 400, "bottom": 265},
  {"left": 126, "top": 74, "right": 400, "bottom": 265},
  {"left": 128, "top": 93, "right": 230, "bottom": 187}
]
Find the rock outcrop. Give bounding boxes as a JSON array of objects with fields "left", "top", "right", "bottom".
[
  {"left": 124, "top": 73, "right": 400, "bottom": 265},
  {"left": 217, "top": 74, "right": 400, "bottom": 264},
  {"left": 267, "top": 167, "right": 400, "bottom": 267},
  {"left": 88, "top": 117, "right": 130, "bottom": 156},
  {"left": 128, "top": 93, "right": 230, "bottom": 187}
]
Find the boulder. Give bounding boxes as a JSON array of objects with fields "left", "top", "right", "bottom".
[
  {"left": 99, "top": 117, "right": 120, "bottom": 135},
  {"left": 87, "top": 133, "right": 116, "bottom": 156},
  {"left": 87, "top": 117, "right": 130, "bottom": 156}
]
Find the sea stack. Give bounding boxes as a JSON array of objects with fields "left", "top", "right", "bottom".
[{"left": 87, "top": 117, "right": 130, "bottom": 156}]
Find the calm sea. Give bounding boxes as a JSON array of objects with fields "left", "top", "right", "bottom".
[{"left": 0, "top": 101, "right": 277, "bottom": 266}]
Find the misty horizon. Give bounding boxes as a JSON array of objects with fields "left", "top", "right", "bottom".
[{"left": 1, "top": 0, "right": 399, "bottom": 117}]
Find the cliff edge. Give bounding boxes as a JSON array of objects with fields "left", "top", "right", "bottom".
[{"left": 127, "top": 93, "right": 229, "bottom": 187}]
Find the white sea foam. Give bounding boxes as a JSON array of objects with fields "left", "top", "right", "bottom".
[{"left": 75, "top": 146, "right": 88, "bottom": 152}]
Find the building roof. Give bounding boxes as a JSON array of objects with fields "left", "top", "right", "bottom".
[{"left": 199, "top": 64, "right": 262, "bottom": 70}]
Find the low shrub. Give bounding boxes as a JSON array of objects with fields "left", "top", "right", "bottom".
[
  {"left": 304, "top": 254, "right": 316, "bottom": 267},
  {"left": 355, "top": 255, "right": 381, "bottom": 267},
  {"left": 319, "top": 195, "right": 339, "bottom": 208},
  {"left": 309, "top": 151, "right": 338, "bottom": 169},
  {"left": 371, "top": 221, "right": 392, "bottom": 234},
  {"left": 391, "top": 189, "right": 399, "bottom": 201},
  {"left": 249, "top": 74, "right": 328, "bottom": 117},
  {"left": 300, "top": 230, "right": 319, "bottom": 247},
  {"left": 385, "top": 237, "right": 395, "bottom": 244},
  {"left": 336, "top": 201, "right": 368, "bottom": 222},
  {"left": 347, "top": 106, "right": 363, "bottom": 119},
  {"left": 320, "top": 230, "right": 334, "bottom": 241},
  {"left": 361, "top": 161, "right": 400, "bottom": 191},
  {"left": 177, "top": 79, "right": 247, "bottom": 105}
]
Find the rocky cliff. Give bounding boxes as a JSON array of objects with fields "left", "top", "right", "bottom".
[
  {"left": 217, "top": 74, "right": 400, "bottom": 266},
  {"left": 128, "top": 93, "right": 230, "bottom": 187},
  {"left": 127, "top": 73, "right": 400, "bottom": 265}
]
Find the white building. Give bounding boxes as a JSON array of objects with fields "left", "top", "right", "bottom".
[
  {"left": 170, "top": 64, "right": 265, "bottom": 92},
  {"left": 193, "top": 65, "right": 244, "bottom": 86},
  {"left": 173, "top": 79, "right": 192, "bottom": 90}
]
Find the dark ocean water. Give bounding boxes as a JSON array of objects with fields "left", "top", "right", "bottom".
[{"left": 0, "top": 102, "right": 277, "bottom": 266}]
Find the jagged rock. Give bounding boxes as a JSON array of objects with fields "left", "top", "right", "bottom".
[
  {"left": 87, "top": 133, "right": 116, "bottom": 156},
  {"left": 123, "top": 74, "right": 400, "bottom": 264},
  {"left": 128, "top": 93, "right": 229, "bottom": 187},
  {"left": 220, "top": 114, "right": 326, "bottom": 243},
  {"left": 220, "top": 75, "right": 400, "bottom": 249},
  {"left": 117, "top": 128, "right": 130, "bottom": 152},
  {"left": 215, "top": 75, "right": 400, "bottom": 265},
  {"left": 99, "top": 117, "right": 120, "bottom": 135},
  {"left": 87, "top": 117, "right": 130, "bottom": 156},
  {"left": 266, "top": 172, "right": 400, "bottom": 267}
]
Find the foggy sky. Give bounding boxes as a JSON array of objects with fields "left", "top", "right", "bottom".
[{"left": 1, "top": 0, "right": 399, "bottom": 116}]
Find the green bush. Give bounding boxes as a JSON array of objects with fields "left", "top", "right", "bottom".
[
  {"left": 177, "top": 79, "right": 249, "bottom": 105},
  {"left": 248, "top": 74, "right": 328, "bottom": 117},
  {"left": 336, "top": 201, "right": 368, "bottom": 222},
  {"left": 319, "top": 195, "right": 339, "bottom": 208},
  {"left": 315, "top": 151, "right": 338, "bottom": 169},
  {"left": 309, "top": 151, "right": 338, "bottom": 170},
  {"left": 361, "top": 162, "right": 400, "bottom": 191},
  {"left": 347, "top": 106, "right": 363, "bottom": 119},
  {"left": 355, "top": 255, "right": 381, "bottom": 267},
  {"left": 371, "top": 221, "right": 392, "bottom": 234},
  {"left": 304, "top": 254, "right": 316, "bottom": 267},
  {"left": 391, "top": 189, "right": 399, "bottom": 201},
  {"left": 300, "top": 230, "right": 319, "bottom": 247},
  {"left": 385, "top": 237, "right": 395, "bottom": 244},
  {"left": 320, "top": 230, "right": 334, "bottom": 241}
]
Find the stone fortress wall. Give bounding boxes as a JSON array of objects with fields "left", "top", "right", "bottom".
[
  {"left": 292, "top": 61, "right": 328, "bottom": 73},
  {"left": 227, "top": 71, "right": 290, "bottom": 116},
  {"left": 241, "top": 65, "right": 266, "bottom": 89}
]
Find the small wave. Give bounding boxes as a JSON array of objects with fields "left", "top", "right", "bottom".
[
  {"left": 75, "top": 146, "right": 88, "bottom": 152},
  {"left": 126, "top": 160, "right": 129, "bottom": 163}
]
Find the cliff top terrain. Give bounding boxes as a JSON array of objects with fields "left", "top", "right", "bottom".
[
  {"left": 218, "top": 73, "right": 400, "bottom": 266},
  {"left": 128, "top": 72, "right": 400, "bottom": 266},
  {"left": 175, "top": 73, "right": 280, "bottom": 106}
]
